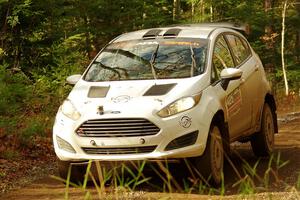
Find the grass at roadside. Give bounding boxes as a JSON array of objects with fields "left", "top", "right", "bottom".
[{"left": 51, "top": 148, "right": 300, "bottom": 200}]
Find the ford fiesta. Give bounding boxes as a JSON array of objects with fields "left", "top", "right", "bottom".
[{"left": 53, "top": 23, "right": 278, "bottom": 185}]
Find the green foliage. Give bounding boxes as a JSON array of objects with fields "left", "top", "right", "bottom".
[
  {"left": 0, "top": 64, "right": 53, "bottom": 145},
  {"left": 0, "top": 65, "right": 32, "bottom": 116},
  {"left": 21, "top": 119, "right": 46, "bottom": 140},
  {"left": 1, "top": 150, "right": 20, "bottom": 160},
  {"left": 32, "top": 35, "right": 88, "bottom": 100},
  {"left": 270, "top": 67, "right": 300, "bottom": 90},
  {"left": 0, "top": 172, "right": 6, "bottom": 178}
]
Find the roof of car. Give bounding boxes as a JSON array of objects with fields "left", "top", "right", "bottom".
[{"left": 113, "top": 23, "right": 247, "bottom": 43}]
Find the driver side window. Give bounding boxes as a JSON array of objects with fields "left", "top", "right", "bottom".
[{"left": 211, "top": 36, "right": 234, "bottom": 83}]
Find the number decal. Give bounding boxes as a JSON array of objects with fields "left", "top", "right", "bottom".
[{"left": 226, "top": 88, "right": 242, "bottom": 117}]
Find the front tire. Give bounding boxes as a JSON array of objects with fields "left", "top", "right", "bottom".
[
  {"left": 194, "top": 123, "right": 224, "bottom": 185},
  {"left": 251, "top": 103, "right": 275, "bottom": 157}
]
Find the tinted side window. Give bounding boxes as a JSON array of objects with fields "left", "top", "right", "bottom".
[
  {"left": 226, "top": 34, "right": 251, "bottom": 66},
  {"left": 212, "top": 36, "right": 234, "bottom": 82}
]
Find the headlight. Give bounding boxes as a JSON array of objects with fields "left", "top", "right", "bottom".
[
  {"left": 61, "top": 99, "right": 81, "bottom": 120},
  {"left": 157, "top": 94, "right": 202, "bottom": 118}
]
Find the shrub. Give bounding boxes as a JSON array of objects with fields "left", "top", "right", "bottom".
[
  {"left": 19, "top": 119, "right": 47, "bottom": 147},
  {"left": 0, "top": 65, "right": 33, "bottom": 116}
]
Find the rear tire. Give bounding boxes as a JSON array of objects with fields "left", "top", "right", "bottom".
[
  {"left": 251, "top": 103, "right": 275, "bottom": 157},
  {"left": 58, "top": 160, "right": 85, "bottom": 184},
  {"left": 193, "top": 123, "right": 224, "bottom": 185}
]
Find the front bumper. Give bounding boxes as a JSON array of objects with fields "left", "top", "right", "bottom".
[{"left": 53, "top": 108, "right": 210, "bottom": 162}]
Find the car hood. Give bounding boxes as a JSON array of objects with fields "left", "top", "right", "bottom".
[{"left": 67, "top": 75, "right": 208, "bottom": 117}]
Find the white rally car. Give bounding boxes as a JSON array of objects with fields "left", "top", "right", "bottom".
[{"left": 53, "top": 23, "right": 278, "bottom": 184}]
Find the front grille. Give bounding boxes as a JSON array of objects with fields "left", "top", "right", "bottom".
[
  {"left": 82, "top": 146, "right": 157, "bottom": 155},
  {"left": 76, "top": 118, "right": 160, "bottom": 137}
]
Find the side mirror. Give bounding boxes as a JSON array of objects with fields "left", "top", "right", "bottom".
[
  {"left": 66, "top": 74, "right": 81, "bottom": 85},
  {"left": 220, "top": 68, "right": 242, "bottom": 90}
]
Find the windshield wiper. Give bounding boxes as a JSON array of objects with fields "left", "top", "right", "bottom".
[
  {"left": 149, "top": 44, "right": 159, "bottom": 79},
  {"left": 190, "top": 45, "right": 197, "bottom": 77}
]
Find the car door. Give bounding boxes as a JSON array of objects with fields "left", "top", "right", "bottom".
[
  {"left": 225, "top": 33, "right": 261, "bottom": 133},
  {"left": 211, "top": 34, "right": 249, "bottom": 140}
]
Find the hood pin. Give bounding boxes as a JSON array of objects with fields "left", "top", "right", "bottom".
[{"left": 98, "top": 106, "right": 104, "bottom": 115}]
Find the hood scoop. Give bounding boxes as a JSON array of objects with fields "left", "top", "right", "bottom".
[
  {"left": 88, "top": 86, "right": 110, "bottom": 98},
  {"left": 143, "top": 83, "right": 176, "bottom": 96}
]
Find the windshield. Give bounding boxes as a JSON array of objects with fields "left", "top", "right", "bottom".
[{"left": 84, "top": 38, "right": 208, "bottom": 82}]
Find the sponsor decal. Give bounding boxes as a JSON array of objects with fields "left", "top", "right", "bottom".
[
  {"left": 226, "top": 87, "right": 242, "bottom": 117},
  {"left": 84, "top": 101, "right": 91, "bottom": 104},
  {"left": 110, "top": 111, "right": 121, "bottom": 114},
  {"left": 136, "top": 41, "right": 159, "bottom": 46},
  {"left": 179, "top": 115, "right": 192, "bottom": 128},
  {"left": 111, "top": 95, "right": 131, "bottom": 103},
  {"left": 154, "top": 98, "right": 163, "bottom": 105},
  {"left": 161, "top": 41, "right": 201, "bottom": 46}
]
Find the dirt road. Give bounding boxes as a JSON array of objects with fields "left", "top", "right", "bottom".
[{"left": 1, "top": 117, "right": 300, "bottom": 200}]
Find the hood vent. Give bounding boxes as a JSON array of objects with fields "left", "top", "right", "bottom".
[
  {"left": 143, "top": 29, "right": 162, "bottom": 39},
  {"left": 163, "top": 28, "right": 181, "bottom": 37},
  {"left": 88, "top": 86, "right": 110, "bottom": 98},
  {"left": 143, "top": 83, "right": 176, "bottom": 96}
]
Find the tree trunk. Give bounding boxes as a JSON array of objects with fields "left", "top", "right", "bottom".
[
  {"left": 296, "top": 30, "right": 300, "bottom": 63},
  {"left": 295, "top": 0, "right": 300, "bottom": 62},
  {"left": 294, "top": 29, "right": 300, "bottom": 62},
  {"left": 173, "top": 0, "right": 180, "bottom": 21},
  {"left": 264, "top": 0, "right": 273, "bottom": 49},
  {"left": 210, "top": 3, "right": 213, "bottom": 22},
  {"left": 265, "top": 0, "right": 274, "bottom": 57},
  {"left": 191, "top": 1, "right": 195, "bottom": 22},
  {"left": 83, "top": 15, "right": 92, "bottom": 59},
  {"left": 264, "top": 0, "right": 277, "bottom": 91},
  {"left": 200, "top": 0, "right": 204, "bottom": 22},
  {"left": 281, "top": 0, "right": 289, "bottom": 96},
  {"left": 13, "top": 26, "right": 21, "bottom": 69},
  {"left": 1, "top": 3, "right": 11, "bottom": 49}
]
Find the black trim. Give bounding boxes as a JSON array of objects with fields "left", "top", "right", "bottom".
[
  {"left": 223, "top": 33, "right": 252, "bottom": 69},
  {"left": 163, "top": 28, "right": 181, "bottom": 37},
  {"left": 83, "top": 146, "right": 157, "bottom": 155},
  {"left": 143, "top": 83, "right": 176, "bottom": 96},
  {"left": 143, "top": 29, "right": 162, "bottom": 38},
  {"left": 210, "top": 34, "right": 235, "bottom": 84},
  {"left": 165, "top": 131, "right": 198, "bottom": 151}
]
